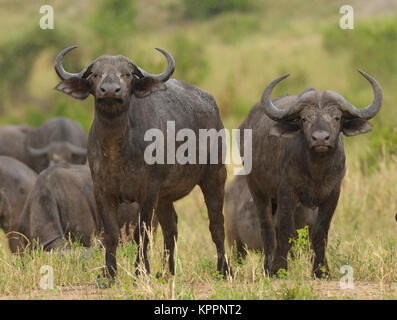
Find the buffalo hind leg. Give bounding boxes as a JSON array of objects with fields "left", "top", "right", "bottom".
[
  {"left": 312, "top": 186, "right": 340, "bottom": 278},
  {"left": 234, "top": 240, "right": 247, "bottom": 264},
  {"left": 199, "top": 166, "right": 231, "bottom": 278},
  {"left": 156, "top": 202, "right": 178, "bottom": 276}
]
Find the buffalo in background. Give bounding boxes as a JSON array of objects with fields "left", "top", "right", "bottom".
[
  {"left": 0, "top": 125, "right": 34, "bottom": 166},
  {"left": 224, "top": 174, "right": 317, "bottom": 260},
  {"left": 13, "top": 164, "right": 141, "bottom": 253},
  {"left": 0, "top": 156, "right": 37, "bottom": 253},
  {"left": 25, "top": 117, "right": 88, "bottom": 172}
]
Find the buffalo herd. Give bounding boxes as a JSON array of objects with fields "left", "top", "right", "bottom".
[{"left": 0, "top": 46, "right": 387, "bottom": 286}]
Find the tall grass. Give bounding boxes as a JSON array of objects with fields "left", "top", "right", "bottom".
[{"left": 0, "top": 151, "right": 396, "bottom": 299}]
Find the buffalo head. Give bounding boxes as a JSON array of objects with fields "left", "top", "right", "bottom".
[
  {"left": 261, "top": 70, "right": 382, "bottom": 153},
  {"left": 54, "top": 46, "right": 175, "bottom": 119},
  {"left": 26, "top": 141, "right": 87, "bottom": 170}
]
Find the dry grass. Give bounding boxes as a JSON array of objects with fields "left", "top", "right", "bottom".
[{"left": 0, "top": 152, "right": 395, "bottom": 300}]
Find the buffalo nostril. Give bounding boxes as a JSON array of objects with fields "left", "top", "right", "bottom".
[
  {"left": 100, "top": 87, "right": 106, "bottom": 93},
  {"left": 115, "top": 87, "right": 121, "bottom": 93},
  {"left": 312, "top": 131, "right": 330, "bottom": 143}
]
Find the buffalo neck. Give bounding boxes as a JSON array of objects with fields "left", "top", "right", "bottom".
[{"left": 92, "top": 103, "right": 130, "bottom": 153}]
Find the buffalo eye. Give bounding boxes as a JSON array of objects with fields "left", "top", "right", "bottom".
[
  {"left": 334, "top": 116, "right": 340, "bottom": 121},
  {"left": 92, "top": 74, "right": 98, "bottom": 79},
  {"left": 301, "top": 117, "right": 306, "bottom": 122}
]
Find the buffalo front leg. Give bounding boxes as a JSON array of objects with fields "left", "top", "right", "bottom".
[
  {"left": 246, "top": 177, "right": 275, "bottom": 276},
  {"left": 199, "top": 166, "right": 231, "bottom": 278},
  {"left": 311, "top": 186, "right": 340, "bottom": 278},
  {"left": 94, "top": 193, "right": 120, "bottom": 287},
  {"left": 133, "top": 193, "right": 158, "bottom": 278},
  {"left": 271, "top": 186, "right": 297, "bottom": 276},
  {"left": 156, "top": 202, "right": 178, "bottom": 276}
]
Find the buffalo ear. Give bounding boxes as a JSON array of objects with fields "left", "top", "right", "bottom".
[
  {"left": 270, "top": 121, "right": 301, "bottom": 138},
  {"left": 342, "top": 118, "right": 372, "bottom": 136},
  {"left": 54, "top": 77, "right": 91, "bottom": 100},
  {"left": 132, "top": 77, "right": 166, "bottom": 98}
]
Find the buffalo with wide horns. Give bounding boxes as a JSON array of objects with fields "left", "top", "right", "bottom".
[
  {"left": 54, "top": 46, "right": 230, "bottom": 285},
  {"left": 239, "top": 70, "right": 382, "bottom": 277}
]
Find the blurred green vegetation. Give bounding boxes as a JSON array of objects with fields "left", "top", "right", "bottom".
[
  {"left": 0, "top": 0, "right": 395, "bottom": 172},
  {"left": 180, "top": 0, "right": 254, "bottom": 20},
  {"left": 169, "top": 34, "right": 209, "bottom": 85},
  {"left": 323, "top": 14, "right": 397, "bottom": 172},
  {"left": 88, "top": 0, "right": 137, "bottom": 53},
  {"left": 0, "top": 27, "right": 69, "bottom": 100}
]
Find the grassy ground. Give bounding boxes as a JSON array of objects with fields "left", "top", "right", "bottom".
[
  {"left": 0, "top": 153, "right": 396, "bottom": 300},
  {"left": 0, "top": 0, "right": 396, "bottom": 299}
]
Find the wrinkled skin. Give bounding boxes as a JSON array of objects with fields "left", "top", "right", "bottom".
[
  {"left": 13, "top": 164, "right": 140, "bottom": 253},
  {"left": 0, "top": 156, "right": 37, "bottom": 253},
  {"left": 55, "top": 47, "right": 230, "bottom": 284},
  {"left": 0, "top": 125, "right": 34, "bottom": 165},
  {"left": 26, "top": 117, "right": 88, "bottom": 173},
  {"left": 224, "top": 174, "right": 318, "bottom": 259},
  {"left": 239, "top": 73, "right": 382, "bottom": 278}
]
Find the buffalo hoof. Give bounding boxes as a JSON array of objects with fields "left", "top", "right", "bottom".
[
  {"left": 263, "top": 254, "right": 273, "bottom": 276},
  {"left": 270, "top": 268, "right": 288, "bottom": 278},
  {"left": 313, "top": 268, "right": 330, "bottom": 279},
  {"left": 95, "top": 275, "right": 115, "bottom": 289},
  {"left": 313, "top": 262, "right": 330, "bottom": 279},
  {"left": 95, "top": 268, "right": 115, "bottom": 289},
  {"left": 155, "top": 271, "right": 172, "bottom": 280},
  {"left": 225, "top": 265, "right": 234, "bottom": 279},
  {"left": 270, "top": 259, "right": 288, "bottom": 278},
  {"left": 216, "top": 264, "right": 233, "bottom": 280}
]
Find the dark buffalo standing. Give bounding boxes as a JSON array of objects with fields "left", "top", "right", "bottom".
[
  {"left": 0, "top": 125, "right": 34, "bottom": 165},
  {"left": 54, "top": 46, "right": 230, "bottom": 283},
  {"left": 13, "top": 164, "right": 140, "bottom": 252},
  {"left": 224, "top": 174, "right": 317, "bottom": 259},
  {"left": 25, "top": 117, "right": 88, "bottom": 172},
  {"left": 0, "top": 156, "right": 37, "bottom": 253},
  {"left": 239, "top": 71, "right": 382, "bottom": 277}
]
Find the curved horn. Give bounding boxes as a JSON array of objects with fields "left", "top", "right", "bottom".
[
  {"left": 261, "top": 74, "right": 308, "bottom": 121},
  {"left": 26, "top": 144, "right": 48, "bottom": 157},
  {"left": 325, "top": 70, "right": 383, "bottom": 120},
  {"left": 55, "top": 46, "right": 92, "bottom": 80},
  {"left": 133, "top": 48, "right": 175, "bottom": 83},
  {"left": 66, "top": 143, "right": 87, "bottom": 157}
]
